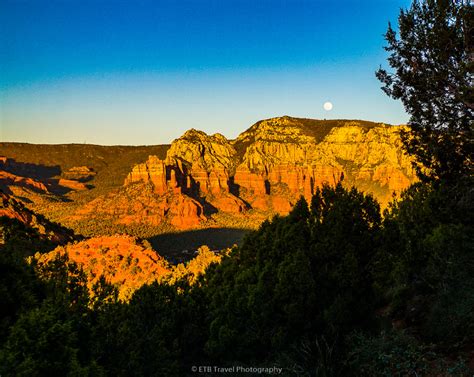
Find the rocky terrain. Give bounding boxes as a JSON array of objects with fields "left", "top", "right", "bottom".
[{"left": 0, "top": 116, "right": 417, "bottom": 238}]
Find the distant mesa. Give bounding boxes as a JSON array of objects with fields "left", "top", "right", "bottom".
[{"left": 62, "top": 166, "right": 96, "bottom": 181}]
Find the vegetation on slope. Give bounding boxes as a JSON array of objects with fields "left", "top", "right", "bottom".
[{"left": 0, "top": 191, "right": 76, "bottom": 248}]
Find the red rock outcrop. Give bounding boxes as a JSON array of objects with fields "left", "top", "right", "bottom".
[
  {"left": 0, "top": 192, "right": 75, "bottom": 244},
  {"left": 125, "top": 155, "right": 170, "bottom": 194},
  {"left": 115, "top": 118, "right": 416, "bottom": 224},
  {"left": 0, "top": 170, "right": 49, "bottom": 194},
  {"left": 72, "top": 182, "right": 205, "bottom": 230},
  {"left": 67, "top": 117, "right": 417, "bottom": 231},
  {"left": 230, "top": 117, "right": 417, "bottom": 210},
  {"left": 57, "top": 178, "right": 88, "bottom": 191},
  {"left": 168, "top": 194, "right": 206, "bottom": 228},
  {"left": 233, "top": 166, "right": 267, "bottom": 195},
  {"left": 0, "top": 157, "right": 90, "bottom": 195},
  {"left": 209, "top": 193, "right": 248, "bottom": 213},
  {"left": 34, "top": 235, "right": 171, "bottom": 301}
]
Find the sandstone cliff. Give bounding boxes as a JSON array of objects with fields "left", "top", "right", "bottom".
[
  {"left": 71, "top": 116, "right": 416, "bottom": 230},
  {"left": 232, "top": 117, "right": 415, "bottom": 209}
]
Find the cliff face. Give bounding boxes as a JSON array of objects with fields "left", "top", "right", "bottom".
[
  {"left": 232, "top": 118, "right": 415, "bottom": 209},
  {"left": 72, "top": 117, "right": 416, "bottom": 229},
  {"left": 166, "top": 129, "right": 236, "bottom": 172},
  {"left": 71, "top": 179, "right": 205, "bottom": 229}
]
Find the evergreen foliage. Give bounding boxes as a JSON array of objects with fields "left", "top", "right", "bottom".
[
  {"left": 1, "top": 176, "right": 472, "bottom": 375},
  {"left": 376, "top": 0, "right": 473, "bottom": 182}
]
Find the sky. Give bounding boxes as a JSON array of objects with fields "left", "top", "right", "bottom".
[{"left": 0, "top": 0, "right": 412, "bottom": 145}]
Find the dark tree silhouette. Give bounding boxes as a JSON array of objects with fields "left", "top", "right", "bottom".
[{"left": 377, "top": 0, "right": 473, "bottom": 182}]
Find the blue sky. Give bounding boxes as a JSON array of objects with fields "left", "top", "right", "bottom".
[{"left": 0, "top": 0, "right": 412, "bottom": 145}]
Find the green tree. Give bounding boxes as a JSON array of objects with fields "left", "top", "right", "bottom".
[
  {"left": 205, "top": 185, "right": 381, "bottom": 371},
  {"left": 374, "top": 179, "right": 474, "bottom": 345},
  {"left": 376, "top": 0, "right": 473, "bottom": 182},
  {"left": 0, "top": 227, "right": 45, "bottom": 343},
  {"left": 91, "top": 280, "right": 208, "bottom": 377},
  {"left": 0, "top": 305, "right": 103, "bottom": 377},
  {"left": 0, "top": 253, "right": 103, "bottom": 376}
]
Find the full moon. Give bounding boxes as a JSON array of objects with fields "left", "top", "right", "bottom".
[{"left": 323, "top": 101, "right": 333, "bottom": 111}]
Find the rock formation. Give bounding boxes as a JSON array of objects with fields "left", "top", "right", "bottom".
[
  {"left": 72, "top": 182, "right": 205, "bottom": 229},
  {"left": 70, "top": 116, "right": 417, "bottom": 230},
  {"left": 34, "top": 235, "right": 171, "bottom": 301},
  {"left": 231, "top": 117, "right": 415, "bottom": 208},
  {"left": 0, "top": 157, "right": 91, "bottom": 195},
  {"left": 62, "top": 166, "right": 96, "bottom": 181},
  {"left": 0, "top": 169, "right": 50, "bottom": 194},
  {"left": 57, "top": 178, "right": 88, "bottom": 191}
]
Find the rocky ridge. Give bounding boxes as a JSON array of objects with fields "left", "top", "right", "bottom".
[{"left": 0, "top": 157, "right": 91, "bottom": 195}]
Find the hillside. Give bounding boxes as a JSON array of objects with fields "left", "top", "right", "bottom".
[
  {"left": 0, "top": 192, "right": 76, "bottom": 249},
  {"left": 34, "top": 235, "right": 171, "bottom": 301}
]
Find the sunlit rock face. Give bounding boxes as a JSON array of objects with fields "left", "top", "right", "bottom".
[
  {"left": 166, "top": 129, "right": 237, "bottom": 172},
  {"left": 71, "top": 180, "right": 206, "bottom": 230},
  {"left": 35, "top": 235, "right": 171, "bottom": 301},
  {"left": 0, "top": 169, "right": 50, "bottom": 194},
  {"left": 0, "top": 157, "right": 50, "bottom": 194},
  {"left": 0, "top": 157, "right": 92, "bottom": 196},
  {"left": 74, "top": 116, "right": 416, "bottom": 229},
  {"left": 232, "top": 117, "right": 416, "bottom": 208},
  {"left": 125, "top": 155, "right": 169, "bottom": 194}
]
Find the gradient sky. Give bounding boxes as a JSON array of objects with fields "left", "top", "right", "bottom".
[{"left": 0, "top": 0, "right": 412, "bottom": 145}]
